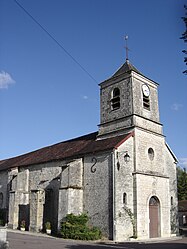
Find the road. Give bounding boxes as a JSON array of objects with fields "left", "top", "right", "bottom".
[{"left": 7, "top": 231, "right": 187, "bottom": 249}]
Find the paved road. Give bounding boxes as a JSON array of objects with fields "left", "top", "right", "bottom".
[{"left": 7, "top": 231, "right": 187, "bottom": 249}]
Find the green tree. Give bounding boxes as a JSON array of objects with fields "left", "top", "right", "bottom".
[
  {"left": 177, "top": 166, "right": 187, "bottom": 200},
  {"left": 181, "top": 5, "right": 187, "bottom": 75}
]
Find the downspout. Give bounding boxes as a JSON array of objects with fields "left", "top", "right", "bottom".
[{"left": 112, "top": 150, "right": 116, "bottom": 241}]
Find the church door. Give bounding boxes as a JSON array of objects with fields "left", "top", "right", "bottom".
[{"left": 149, "top": 196, "right": 160, "bottom": 238}]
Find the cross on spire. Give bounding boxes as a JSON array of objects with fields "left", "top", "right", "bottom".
[{"left": 124, "top": 35, "right": 129, "bottom": 61}]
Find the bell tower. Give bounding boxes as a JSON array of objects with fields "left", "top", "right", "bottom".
[{"left": 98, "top": 59, "right": 163, "bottom": 139}]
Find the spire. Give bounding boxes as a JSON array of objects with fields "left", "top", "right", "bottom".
[
  {"left": 111, "top": 60, "right": 142, "bottom": 78},
  {"left": 124, "top": 35, "right": 129, "bottom": 62}
]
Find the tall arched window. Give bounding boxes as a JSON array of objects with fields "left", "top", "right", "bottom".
[{"left": 111, "top": 88, "right": 120, "bottom": 110}]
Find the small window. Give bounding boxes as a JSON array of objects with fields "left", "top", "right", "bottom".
[
  {"left": 171, "top": 196, "right": 173, "bottom": 206},
  {"left": 148, "top": 148, "right": 154, "bottom": 161},
  {"left": 111, "top": 88, "right": 120, "bottom": 110},
  {"left": 123, "top": 193, "right": 127, "bottom": 205}
]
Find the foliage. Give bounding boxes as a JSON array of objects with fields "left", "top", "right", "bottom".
[
  {"left": 180, "top": 5, "right": 187, "bottom": 75},
  {"left": 177, "top": 166, "right": 187, "bottom": 200},
  {"left": 60, "top": 213, "right": 102, "bottom": 240},
  {"left": 20, "top": 220, "right": 25, "bottom": 228},
  {"left": 45, "top": 221, "right": 51, "bottom": 230},
  {"left": 123, "top": 207, "right": 137, "bottom": 238}
]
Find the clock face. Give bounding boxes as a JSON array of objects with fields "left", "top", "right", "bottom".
[{"left": 142, "top": 84, "right": 150, "bottom": 97}]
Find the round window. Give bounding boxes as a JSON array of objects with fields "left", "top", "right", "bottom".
[{"left": 148, "top": 148, "right": 154, "bottom": 160}]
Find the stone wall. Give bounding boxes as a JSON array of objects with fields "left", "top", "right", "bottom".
[
  {"left": 83, "top": 152, "right": 113, "bottom": 238},
  {"left": 58, "top": 159, "right": 83, "bottom": 226},
  {"left": 100, "top": 76, "right": 132, "bottom": 125},
  {"left": 135, "top": 128, "right": 165, "bottom": 174},
  {"left": 132, "top": 73, "right": 160, "bottom": 124},
  {"left": 113, "top": 127, "right": 177, "bottom": 241},
  {"left": 164, "top": 144, "right": 178, "bottom": 234},
  {"left": 133, "top": 127, "right": 176, "bottom": 239},
  {"left": 0, "top": 171, "right": 8, "bottom": 210},
  {"left": 99, "top": 75, "right": 133, "bottom": 137},
  {"left": 7, "top": 161, "right": 61, "bottom": 231},
  {"left": 114, "top": 135, "right": 134, "bottom": 241},
  {"left": 135, "top": 173, "right": 170, "bottom": 239}
]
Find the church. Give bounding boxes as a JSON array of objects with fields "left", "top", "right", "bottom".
[{"left": 0, "top": 58, "right": 178, "bottom": 241}]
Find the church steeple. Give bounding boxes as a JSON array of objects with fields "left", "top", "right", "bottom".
[
  {"left": 111, "top": 60, "right": 142, "bottom": 79},
  {"left": 98, "top": 59, "right": 163, "bottom": 139}
]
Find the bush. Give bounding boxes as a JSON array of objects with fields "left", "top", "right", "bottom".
[
  {"left": 45, "top": 222, "right": 51, "bottom": 230},
  {"left": 60, "top": 213, "right": 102, "bottom": 240}
]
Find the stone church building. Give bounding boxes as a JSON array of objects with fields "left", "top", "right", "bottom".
[{"left": 0, "top": 59, "right": 178, "bottom": 241}]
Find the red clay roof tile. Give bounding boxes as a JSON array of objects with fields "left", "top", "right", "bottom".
[{"left": 0, "top": 132, "right": 132, "bottom": 171}]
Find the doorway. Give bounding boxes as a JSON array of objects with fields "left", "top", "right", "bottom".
[
  {"left": 18, "top": 204, "right": 30, "bottom": 230},
  {"left": 149, "top": 196, "right": 160, "bottom": 238}
]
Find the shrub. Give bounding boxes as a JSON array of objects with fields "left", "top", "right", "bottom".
[
  {"left": 20, "top": 220, "right": 25, "bottom": 228},
  {"left": 45, "top": 221, "right": 51, "bottom": 230},
  {"left": 60, "top": 213, "right": 102, "bottom": 240}
]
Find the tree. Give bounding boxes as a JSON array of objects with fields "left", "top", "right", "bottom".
[
  {"left": 177, "top": 166, "right": 187, "bottom": 200},
  {"left": 181, "top": 5, "right": 187, "bottom": 75}
]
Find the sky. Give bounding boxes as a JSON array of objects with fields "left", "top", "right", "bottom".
[{"left": 0, "top": 0, "right": 186, "bottom": 169}]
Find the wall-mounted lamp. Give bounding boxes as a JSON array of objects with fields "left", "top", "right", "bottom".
[{"left": 124, "top": 151, "right": 130, "bottom": 163}]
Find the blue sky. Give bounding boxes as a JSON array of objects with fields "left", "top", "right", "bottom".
[{"left": 0, "top": 0, "right": 186, "bottom": 169}]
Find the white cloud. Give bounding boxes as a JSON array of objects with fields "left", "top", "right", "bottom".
[
  {"left": 171, "top": 103, "right": 183, "bottom": 111},
  {"left": 0, "top": 71, "right": 15, "bottom": 89},
  {"left": 179, "top": 158, "right": 187, "bottom": 170},
  {"left": 82, "top": 95, "right": 88, "bottom": 100}
]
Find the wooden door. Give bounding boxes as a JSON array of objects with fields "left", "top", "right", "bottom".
[{"left": 149, "top": 196, "right": 160, "bottom": 238}]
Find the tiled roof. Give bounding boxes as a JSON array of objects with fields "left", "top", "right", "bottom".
[
  {"left": 0, "top": 132, "right": 132, "bottom": 171},
  {"left": 111, "top": 60, "right": 142, "bottom": 78}
]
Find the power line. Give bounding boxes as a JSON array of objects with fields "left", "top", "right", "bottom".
[{"left": 13, "top": 0, "right": 98, "bottom": 84}]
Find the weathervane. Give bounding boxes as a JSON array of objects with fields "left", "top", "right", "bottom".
[{"left": 124, "top": 35, "right": 129, "bottom": 61}]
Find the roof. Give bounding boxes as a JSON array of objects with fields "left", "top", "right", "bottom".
[
  {"left": 0, "top": 132, "right": 133, "bottom": 171},
  {"left": 100, "top": 60, "right": 158, "bottom": 86},
  {"left": 111, "top": 59, "right": 142, "bottom": 78}
]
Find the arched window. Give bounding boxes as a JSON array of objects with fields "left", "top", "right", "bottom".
[
  {"left": 111, "top": 88, "right": 120, "bottom": 110},
  {"left": 142, "top": 84, "right": 150, "bottom": 110},
  {"left": 148, "top": 148, "right": 154, "bottom": 161}
]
